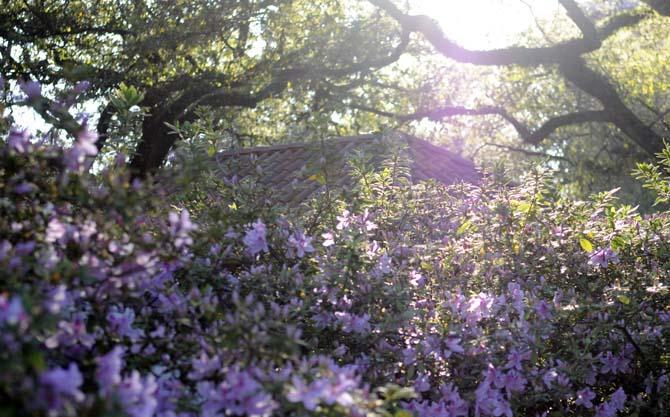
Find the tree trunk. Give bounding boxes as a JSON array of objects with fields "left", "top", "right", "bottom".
[{"left": 129, "top": 113, "right": 178, "bottom": 176}]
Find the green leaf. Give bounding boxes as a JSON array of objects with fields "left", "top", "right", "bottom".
[
  {"left": 456, "top": 220, "right": 472, "bottom": 236},
  {"left": 379, "top": 384, "right": 416, "bottom": 402},
  {"left": 579, "top": 237, "right": 594, "bottom": 252},
  {"left": 512, "top": 200, "right": 532, "bottom": 214},
  {"left": 617, "top": 294, "right": 630, "bottom": 305},
  {"left": 611, "top": 235, "right": 626, "bottom": 251},
  {"left": 26, "top": 349, "right": 45, "bottom": 372},
  {"left": 420, "top": 261, "right": 433, "bottom": 272}
]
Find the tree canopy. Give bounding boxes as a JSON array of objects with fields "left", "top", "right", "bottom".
[
  {"left": 1, "top": 0, "right": 669, "bottom": 202},
  {"left": 2, "top": 0, "right": 409, "bottom": 172}
]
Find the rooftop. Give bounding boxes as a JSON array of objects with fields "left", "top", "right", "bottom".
[{"left": 213, "top": 133, "right": 479, "bottom": 206}]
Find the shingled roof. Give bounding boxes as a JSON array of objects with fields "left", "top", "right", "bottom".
[{"left": 213, "top": 133, "right": 479, "bottom": 206}]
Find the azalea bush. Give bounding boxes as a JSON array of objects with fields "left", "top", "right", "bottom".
[{"left": 1, "top": 111, "right": 670, "bottom": 417}]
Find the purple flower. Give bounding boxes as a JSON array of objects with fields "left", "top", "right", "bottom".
[
  {"left": 595, "top": 402, "right": 616, "bottom": 417},
  {"left": 533, "top": 299, "right": 553, "bottom": 320},
  {"left": 154, "top": 375, "right": 183, "bottom": 417},
  {"left": 609, "top": 387, "right": 626, "bottom": 412},
  {"left": 44, "top": 285, "right": 69, "bottom": 314},
  {"left": 501, "top": 371, "right": 526, "bottom": 395},
  {"left": 596, "top": 388, "right": 627, "bottom": 417},
  {"left": 96, "top": 346, "right": 125, "bottom": 394},
  {"left": 288, "top": 230, "right": 315, "bottom": 258},
  {"left": 7, "top": 129, "right": 31, "bottom": 153},
  {"left": 15, "top": 241, "right": 36, "bottom": 256},
  {"left": 445, "top": 337, "right": 465, "bottom": 356},
  {"left": 440, "top": 384, "right": 469, "bottom": 416},
  {"left": 542, "top": 368, "right": 558, "bottom": 388},
  {"left": 576, "top": 388, "right": 596, "bottom": 408},
  {"left": 505, "top": 348, "right": 531, "bottom": 370},
  {"left": 286, "top": 376, "right": 329, "bottom": 410},
  {"left": 409, "top": 270, "right": 426, "bottom": 287},
  {"left": 322, "top": 232, "right": 335, "bottom": 247},
  {"left": 414, "top": 374, "right": 431, "bottom": 392},
  {"left": 377, "top": 253, "right": 392, "bottom": 274},
  {"left": 188, "top": 352, "right": 221, "bottom": 380},
  {"left": 38, "top": 363, "right": 85, "bottom": 412},
  {"left": 599, "top": 351, "right": 630, "bottom": 375},
  {"left": 107, "top": 306, "right": 144, "bottom": 341},
  {"left": 358, "top": 208, "right": 377, "bottom": 231},
  {"left": 46, "top": 218, "right": 69, "bottom": 243},
  {"left": 0, "top": 294, "right": 28, "bottom": 327},
  {"left": 325, "top": 367, "right": 358, "bottom": 407},
  {"left": 117, "top": 371, "right": 158, "bottom": 417},
  {"left": 334, "top": 312, "right": 371, "bottom": 334},
  {"left": 0, "top": 240, "right": 11, "bottom": 261},
  {"left": 405, "top": 398, "right": 469, "bottom": 417},
  {"left": 286, "top": 366, "right": 359, "bottom": 410},
  {"left": 13, "top": 181, "right": 37, "bottom": 194},
  {"left": 243, "top": 219, "right": 269, "bottom": 256},
  {"left": 336, "top": 210, "right": 351, "bottom": 230},
  {"left": 402, "top": 347, "right": 417, "bottom": 365},
  {"left": 200, "top": 369, "right": 277, "bottom": 417},
  {"left": 169, "top": 209, "right": 196, "bottom": 249},
  {"left": 588, "top": 247, "right": 620, "bottom": 268},
  {"left": 19, "top": 79, "right": 41, "bottom": 99},
  {"left": 63, "top": 123, "right": 99, "bottom": 171},
  {"left": 659, "top": 310, "right": 670, "bottom": 322},
  {"left": 464, "top": 292, "right": 496, "bottom": 323},
  {"left": 45, "top": 313, "right": 96, "bottom": 348},
  {"left": 73, "top": 80, "right": 91, "bottom": 94},
  {"left": 475, "top": 377, "right": 511, "bottom": 417}
]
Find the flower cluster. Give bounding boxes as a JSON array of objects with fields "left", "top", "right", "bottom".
[{"left": 1, "top": 125, "right": 670, "bottom": 417}]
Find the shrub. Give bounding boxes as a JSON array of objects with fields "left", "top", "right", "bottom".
[{"left": 1, "top": 122, "right": 670, "bottom": 417}]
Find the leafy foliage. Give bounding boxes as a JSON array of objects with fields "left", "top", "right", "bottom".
[{"left": 2, "top": 116, "right": 670, "bottom": 416}]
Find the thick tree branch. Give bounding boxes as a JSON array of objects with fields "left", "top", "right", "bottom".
[
  {"left": 352, "top": 102, "right": 611, "bottom": 146},
  {"left": 349, "top": 102, "right": 504, "bottom": 121},
  {"left": 558, "top": 57, "right": 664, "bottom": 155},
  {"left": 475, "top": 142, "right": 575, "bottom": 165},
  {"left": 498, "top": 109, "right": 611, "bottom": 145},
  {"left": 128, "top": 29, "right": 412, "bottom": 176},
  {"left": 368, "top": 0, "right": 662, "bottom": 156},
  {"left": 368, "top": 0, "right": 647, "bottom": 66},
  {"left": 558, "top": 0, "right": 598, "bottom": 45},
  {"left": 642, "top": 0, "right": 670, "bottom": 15},
  {"left": 21, "top": 96, "right": 84, "bottom": 139},
  {"left": 95, "top": 102, "right": 116, "bottom": 151}
]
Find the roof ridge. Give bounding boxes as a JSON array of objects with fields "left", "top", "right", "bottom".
[
  {"left": 216, "top": 133, "right": 383, "bottom": 157},
  {"left": 406, "top": 136, "right": 475, "bottom": 168}
]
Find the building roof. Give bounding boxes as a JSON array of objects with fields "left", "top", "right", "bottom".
[{"left": 213, "top": 132, "right": 479, "bottom": 206}]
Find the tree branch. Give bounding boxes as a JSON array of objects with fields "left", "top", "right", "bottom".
[
  {"left": 95, "top": 102, "right": 116, "bottom": 151},
  {"left": 558, "top": 0, "right": 598, "bottom": 45},
  {"left": 367, "top": 0, "right": 662, "bottom": 156},
  {"left": 474, "top": 142, "right": 575, "bottom": 165},
  {"left": 558, "top": 57, "right": 664, "bottom": 155},
  {"left": 21, "top": 96, "right": 84, "bottom": 139},
  {"left": 351, "top": 102, "right": 611, "bottom": 146},
  {"left": 367, "top": 0, "right": 647, "bottom": 66},
  {"left": 349, "top": 102, "right": 504, "bottom": 121},
  {"left": 642, "top": 0, "right": 670, "bottom": 16},
  {"left": 498, "top": 109, "right": 611, "bottom": 145}
]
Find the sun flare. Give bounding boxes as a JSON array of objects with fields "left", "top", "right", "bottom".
[{"left": 413, "top": 0, "right": 561, "bottom": 49}]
